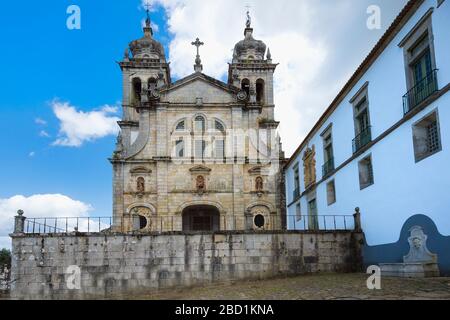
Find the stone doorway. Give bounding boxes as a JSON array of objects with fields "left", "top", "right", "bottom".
[{"left": 182, "top": 205, "right": 220, "bottom": 232}]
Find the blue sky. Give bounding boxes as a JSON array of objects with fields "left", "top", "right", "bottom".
[
  {"left": 0, "top": 0, "right": 167, "bottom": 214},
  {"left": 0, "top": 0, "right": 407, "bottom": 248}
]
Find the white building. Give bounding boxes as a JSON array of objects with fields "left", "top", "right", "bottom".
[{"left": 284, "top": 0, "right": 450, "bottom": 274}]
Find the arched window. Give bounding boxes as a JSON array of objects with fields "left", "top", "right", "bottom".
[
  {"left": 241, "top": 79, "right": 250, "bottom": 97},
  {"left": 194, "top": 116, "right": 206, "bottom": 160},
  {"left": 215, "top": 120, "right": 225, "bottom": 134},
  {"left": 132, "top": 78, "right": 142, "bottom": 105},
  {"left": 194, "top": 116, "right": 206, "bottom": 132},
  {"left": 214, "top": 120, "right": 226, "bottom": 160},
  {"left": 256, "top": 79, "right": 265, "bottom": 104},
  {"left": 148, "top": 77, "right": 157, "bottom": 92},
  {"left": 176, "top": 120, "right": 185, "bottom": 131},
  {"left": 175, "top": 139, "right": 184, "bottom": 158}
]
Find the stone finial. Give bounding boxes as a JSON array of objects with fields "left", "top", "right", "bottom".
[
  {"left": 266, "top": 48, "right": 272, "bottom": 62},
  {"left": 353, "top": 207, "right": 362, "bottom": 231},
  {"left": 14, "top": 209, "right": 26, "bottom": 234},
  {"left": 124, "top": 48, "right": 130, "bottom": 61}
]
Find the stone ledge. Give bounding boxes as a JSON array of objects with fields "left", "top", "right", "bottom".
[
  {"left": 379, "top": 262, "right": 440, "bottom": 278},
  {"left": 10, "top": 230, "right": 362, "bottom": 239}
]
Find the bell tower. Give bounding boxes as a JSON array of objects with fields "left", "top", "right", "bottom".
[
  {"left": 119, "top": 8, "right": 171, "bottom": 129},
  {"left": 228, "top": 10, "right": 278, "bottom": 121}
]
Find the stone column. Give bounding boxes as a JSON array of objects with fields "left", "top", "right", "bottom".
[
  {"left": 13, "top": 209, "right": 26, "bottom": 234},
  {"left": 245, "top": 210, "right": 253, "bottom": 231},
  {"left": 112, "top": 162, "right": 124, "bottom": 232}
]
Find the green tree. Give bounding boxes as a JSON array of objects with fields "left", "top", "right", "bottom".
[{"left": 0, "top": 249, "right": 11, "bottom": 270}]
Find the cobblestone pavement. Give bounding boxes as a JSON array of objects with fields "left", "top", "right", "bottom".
[
  {"left": 126, "top": 273, "right": 450, "bottom": 300},
  {"left": 2, "top": 273, "right": 449, "bottom": 300}
]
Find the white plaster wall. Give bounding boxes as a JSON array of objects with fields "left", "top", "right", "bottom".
[{"left": 286, "top": 0, "right": 450, "bottom": 245}]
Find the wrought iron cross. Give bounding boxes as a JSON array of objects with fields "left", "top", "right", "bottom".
[
  {"left": 191, "top": 38, "right": 204, "bottom": 57},
  {"left": 144, "top": 1, "right": 152, "bottom": 12}
]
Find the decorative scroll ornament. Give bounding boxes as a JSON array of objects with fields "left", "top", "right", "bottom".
[
  {"left": 237, "top": 90, "right": 248, "bottom": 102},
  {"left": 150, "top": 89, "right": 161, "bottom": 100}
]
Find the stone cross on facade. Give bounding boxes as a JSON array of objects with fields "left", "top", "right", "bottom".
[{"left": 191, "top": 37, "right": 204, "bottom": 73}]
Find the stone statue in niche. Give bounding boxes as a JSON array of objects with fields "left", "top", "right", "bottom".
[
  {"left": 196, "top": 175, "right": 205, "bottom": 192},
  {"left": 255, "top": 176, "right": 264, "bottom": 191},
  {"left": 404, "top": 226, "right": 438, "bottom": 263},
  {"left": 137, "top": 177, "right": 145, "bottom": 194}
]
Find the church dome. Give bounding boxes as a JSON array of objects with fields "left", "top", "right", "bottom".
[
  {"left": 233, "top": 28, "right": 267, "bottom": 61},
  {"left": 128, "top": 15, "right": 166, "bottom": 61}
]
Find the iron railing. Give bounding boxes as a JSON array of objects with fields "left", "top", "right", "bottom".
[
  {"left": 20, "top": 213, "right": 359, "bottom": 234},
  {"left": 352, "top": 126, "right": 372, "bottom": 154},
  {"left": 403, "top": 69, "right": 438, "bottom": 115},
  {"left": 24, "top": 217, "right": 112, "bottom": 234},
  {"left": 286, "top": 214, "right": 356, "bottom": 231},
  {"left": 322, "top": 157, "right": 335, "bottom": 177}
]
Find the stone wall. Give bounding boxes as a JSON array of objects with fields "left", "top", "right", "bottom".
[
  {"left": 10, "top": 231, "right": 363, "bottom": 299},
  {"left": 0, "top": 269, "right": 9, "bottom": 292}
]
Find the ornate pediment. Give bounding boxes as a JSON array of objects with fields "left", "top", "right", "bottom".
[
  {"left": 189, "top": 165, "right": 212, "bottom": 175},
  {"left": 248, "top": 166, "right": 269, "bottom": 176},
  {"left": 130, "top": 166, "right": 152, "bottom": 175},
  {"left": 161, "top": 73, "right": 239, "bottom": 104}
]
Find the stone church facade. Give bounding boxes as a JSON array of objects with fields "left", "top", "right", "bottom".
[{"left": 110, "top": 12, "right": 285, "bottom": 233}]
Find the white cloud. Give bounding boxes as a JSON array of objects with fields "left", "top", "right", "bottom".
[
  {"left": 0, "top": 194, "right": 93, "bottom": 249},
  {"left": 142, "top": 0, "right": 407, "bottom": 156},
  {"left": 51, "top": 101, "right": 120, "bottom": 147},
  {"left": 28, "top": 151, "right": 35, "bottom": 157},
  {"left": 39, "top": 130, "right": 50, "bottom": 138},
  {"left": 35, "top": 118, "right": 47, "bottom": 126}
]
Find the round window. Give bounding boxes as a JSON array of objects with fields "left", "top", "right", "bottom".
[
  {"left": 139, "top": 215, "right": 148, "bottom": 230},
  {"left": 132, "top": 214, "right": 148, "bottom": 231},
  {"left": 254, "top": 214, "right": 265, "bottom": 228}
]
